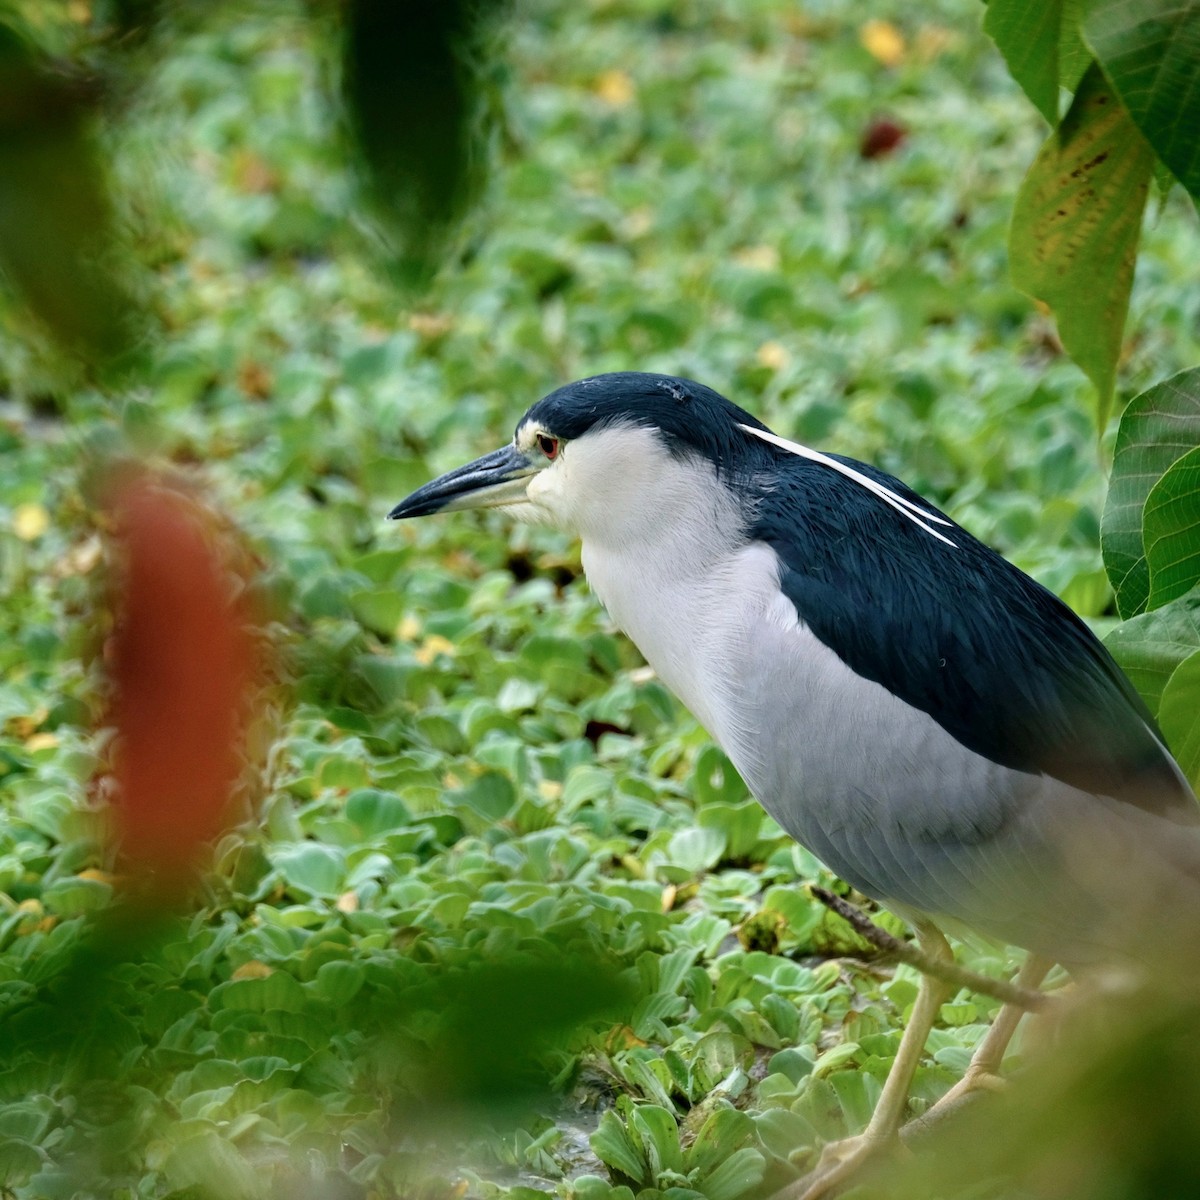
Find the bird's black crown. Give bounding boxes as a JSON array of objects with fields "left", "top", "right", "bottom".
[{"left": 523, "top": 372, "right": 772, "bottom": 470}]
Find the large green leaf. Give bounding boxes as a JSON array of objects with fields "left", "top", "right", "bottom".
[
  {"left": 1084, "top": 0, "right": 1200, "bottom": 198},
  {"left": 984, "top": 0, "right": 1068, "bottom": 123},
  {"left": 1158, "top": 650, "right": 1200, "bottom": 790},
  {"left": 1009, "top": 63, "right": 1155, "bottom": 425},
  {"left": 1104, "top": 585, "right": 1200, "bottom": 715},
  {"left": 591, "top": 1109, "right": 648, "bottom": 1184},
  {"left": 1102, "top": 368, "right": 1200, "bottom": 617},
  {"left": 1144, "top": 446, "right": 1200, "bottom": 610},
  {"left": 984, "top": 0, "right": 1092, "bottom": 123}
]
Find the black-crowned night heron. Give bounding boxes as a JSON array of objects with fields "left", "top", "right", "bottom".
[{"left": 390, "top": 372, "right": 1200, "bottom": 1198}]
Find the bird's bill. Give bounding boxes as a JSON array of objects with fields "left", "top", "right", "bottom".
[{"left": 388, "top": 443, "right": 538, "bottom": 519}]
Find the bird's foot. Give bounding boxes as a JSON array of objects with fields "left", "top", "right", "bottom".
[
  {"left": 774, "top": 1130, "right": 907, "bottom": 1200},
  {"left": 936, "top": 1063, "right": 1006, "bottom": 1107}
]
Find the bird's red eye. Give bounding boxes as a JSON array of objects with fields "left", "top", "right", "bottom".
[{"left": 537, "top": 433, "right": 559, "bottom": 460}]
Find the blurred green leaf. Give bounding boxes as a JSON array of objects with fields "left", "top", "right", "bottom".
[
  {"left": 341, "top": 0, "right": 504, "bottom": 284},
  {"left": 0, "top": 23, "right": 141, "bottom": 364},
  {"left": 983, "top": 0, "right": 1069, "bottom": 123},
  {"left": 1158, "top": 650, "right": 1200, "bottom": 789}
]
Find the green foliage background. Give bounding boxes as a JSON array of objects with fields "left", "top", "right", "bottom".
[{"left": 0, "top": 1, "right": 1199, "bottom": 1198}]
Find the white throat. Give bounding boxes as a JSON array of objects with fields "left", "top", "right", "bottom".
[{"left": 535, "top": 424, "right": 750, "bottom": 739}]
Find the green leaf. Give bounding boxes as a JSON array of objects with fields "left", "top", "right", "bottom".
[
  {"left": 0, "top": 1138, "right": 41, "bottom": 1187},
  {"left": 1083, "top": 0, "right": 1200, "bottom": 198},
  {"left": 1103, "top": 586, "right": 1200, "bottom": 715},
  {"left": 629, "top": 1105, "right": 683, "bottom": 1179},
  {"left": 1102, "top": 368, "right": 1200, "bottom": 617},
  {"left": 344, "top": 788, "right": 413, "bottom": 837},
  {"left": 349, "top": 588, "right": 404, "bottom": 637},
  {"left": 689, "top": 1031, "right": 754, "bottom": 1095},
  {"left": 1158, "top": 650, "right": 1200, "bottom": 789},
  {"left": 691, "top": 746, "right": 748, "bottom": 806},
  {"left": 664, "top": 827, "right": 725, "bottom": 875},
  {"left": 312, "top": 959, "right": 366, "bottom": 1006},
  {"left": 683, "top": 1107, "right": 754, "bottom": 1178},
  {"left": 209, "top": 972, "right": 308, "bottom": 1015},
  {"left": 591, "top": 1109, "right": 648, "bottom": 1185},
  {"left": 691, "top": 1147, "right": 765, "bottom": 1200},
  {"left": 1010, "top": 63, "right": 1155, "bottom": 424},
  {"left": 1145, "top": 447, "right": 1200, "bottom": 610},
  {"left": 273, "top": 843, "right": 346, "bottom": 898},
  {"left": 984, "top": 0, "right": 1067, "bottom": 123}
]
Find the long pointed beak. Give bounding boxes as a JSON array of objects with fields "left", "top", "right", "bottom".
[{"left": 388, "top": 443, "right": 537, "bottom": 519}]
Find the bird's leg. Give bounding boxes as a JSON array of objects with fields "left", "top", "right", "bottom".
[
  {"left": 905, "top": 952, "right": 1053, "bottom": 1137},
  {"left": 776, "top": 925, "right": 955, "bottom": 1200}
]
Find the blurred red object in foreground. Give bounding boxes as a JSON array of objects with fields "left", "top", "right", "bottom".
[
  {"left": 860, "top": 115, "right": 907, "bottom": 159},
  {"left": 104, "top": 472, "right": 258, "bottom": 897}
]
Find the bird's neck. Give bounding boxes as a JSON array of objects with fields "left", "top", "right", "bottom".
[{"left": 579, "top": 481, "right": 749, "bottom": 739}]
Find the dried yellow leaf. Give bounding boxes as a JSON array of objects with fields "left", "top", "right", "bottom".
[
  {"left": 13, "top": 503, "right": 49, "bottom": 542},
  {"left": 24, "top": 732, "right": 59, "bottom": 753},
  {"left": 594, "top": 69, "right": 636, "bottom": 107},
  {"left": 733, "top": 245, "right": 780, "bottom": 272},
  {"left": 415, "top": 634, "right": 456, "bottom": 665},
  {"left": 231, "top": 960, "right": 273, "bottom": 981},
  {"left": 756, "top": 341, "right": 791, "bottom": 371},
  {"left": 915, "top": 24, "right": 959, "bottom": 62},
  {"left": 860, "top": 19, "right": 906, "bottom": 67},
  {"left": 397, "top": 615, "right": 422, "bottom": 642},
  {"left": 408, "top": 313, "right": 454, "bottom": 338},
  {"left": 336, "top": 890, "right": 359, "bottom": 913}
]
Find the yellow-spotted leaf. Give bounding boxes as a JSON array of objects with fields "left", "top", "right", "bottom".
[{"left": 1010, "top": 63, "right": 1155, "bottom": 425}]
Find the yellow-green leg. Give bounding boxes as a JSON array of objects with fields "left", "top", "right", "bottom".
[
  {"left": 911, "top": 952, "right": 1052, "bottom": 1125},
  {"left": 776, "top": 925, "right": 955, "bottom": 1200}
]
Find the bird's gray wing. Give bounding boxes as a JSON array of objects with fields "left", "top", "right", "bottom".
[{"left": 748, "top": 454, "right": 1196, "bottom": 823}]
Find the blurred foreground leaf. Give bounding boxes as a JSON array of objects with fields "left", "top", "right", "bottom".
[
  {"left": 341, "top": 0, "right": 505, "bottom": 286},
  {"left": 1159, "top": 650, "right": 1200, "bottom": 790},
  {"left": 888, "top": 987, "right": 1200, "bottom": 1200},
  {"left": 104, "top": 471, "right": 261, "bottom": 895},
  {"left": 0, "top": 23, "right": 141, "bottom": 365}
]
